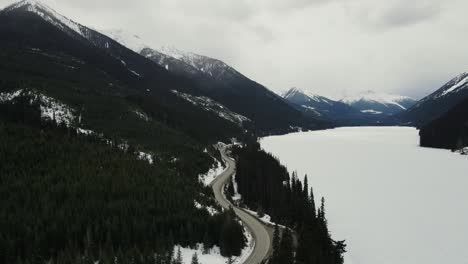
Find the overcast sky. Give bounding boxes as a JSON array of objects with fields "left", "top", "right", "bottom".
[{"left": 2, "top": 0, "right": 468, "bottom": 99}]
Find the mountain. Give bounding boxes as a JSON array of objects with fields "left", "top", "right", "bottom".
[
  {"left": 419, "top": 95, "right": 468, "bottom": 150},
  {"left": 105, "top": 30, "right": 327, "bottom": 134},
  {"left": 282, "top": 87, "right": 358, "bottom": 119},
  {"left": 0, "top": 0, "right": 250, "bottom": 145},
  {"left": 341, "top": 91, "right": 416, "bottom": 115},
  {"left": 399, "top": 72, "right": 468, "bottom": 126},
  {"left": 0, "top": 1, "right": 249, "bottom": 262},
  {"left": 281, "top": 87, "right": 407, "bottom": 125}
]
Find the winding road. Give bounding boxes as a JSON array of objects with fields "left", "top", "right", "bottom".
[{"left": 211, "top": 146, "right": 272, "bottom": 264}]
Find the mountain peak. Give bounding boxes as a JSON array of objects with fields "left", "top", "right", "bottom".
[
  {"left": 341, "top": 91, "right": 416, "bottom": 114},
  {"left": 2, "top": 0, "right": 87, "bottom": 39},
  {"left": 3, "top": 0, "right": 50, "bottom": 13},
  {"left": 102, "top": 29, "right": 149, "bottom": 53},
  {"left": 283, "top": 87, "right": 325, "bottom": 101}
]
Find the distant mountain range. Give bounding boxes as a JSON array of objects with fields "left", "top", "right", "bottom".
[
  {"left": 2, "top": 0, "right": 468, "bottom": 145},
  {"left": 282, "top": 87, "right": 358, "bottom": 120},
  {"left": 340, "top": 90, "right": 417, "bottom": 115},
  {"left": 105, "top": 30, "right": 327, "bottom": 134},
  {"left": 282, "top": 87, "right": 416, "bottom": 125}
]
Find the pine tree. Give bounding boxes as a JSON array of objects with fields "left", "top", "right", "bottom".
[
  {"left": 310, "top": 187, "right": 316, "bottom": 218},
  {"left": 173, "top": 247, "right": 182, "bottom": 264},
  {"left": 277, "top": 229, "right": 294, "bottom": 264},
  {"left": 190, "top": 252, "right": 199, "bottom": 264},
  {"left": 303, "top": 175, "right": 309, "bottom": 199},
  {"left": 271, "top": 224, "right": 281, "bottom": 264}
]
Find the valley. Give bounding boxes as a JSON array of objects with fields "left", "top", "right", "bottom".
[{"left": 1, "top": 0, "right": 468, "bottom": 264}]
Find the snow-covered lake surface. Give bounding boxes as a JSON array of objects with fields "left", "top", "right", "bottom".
[{"left": 261, "top": 127, "right": 468, "bottom": 264}]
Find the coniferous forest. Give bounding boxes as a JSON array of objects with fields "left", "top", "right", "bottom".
[
  {"left": 0, "top": 99, "right": 245, "bottom": 264},
  {"left": 232, "top": 142, "right": 346, "bottom": 264},
  {"left": 419, "top": 96, "right": 468, "bottom": 150}
]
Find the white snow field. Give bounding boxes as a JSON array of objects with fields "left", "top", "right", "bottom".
[{"left": 261, "top": 127, "right": 468, "bottom": 264}]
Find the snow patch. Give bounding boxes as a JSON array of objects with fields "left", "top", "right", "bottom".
[
  {"left": 243, "top": 209, "right": 286, "bottom": 229},
  {"left": 194, "top": 201, "right": 219, "bottom": 216},
  {"left": 231, "top": 173, "right": 242, "bottom": 201},
  {"left": 133, "top": 109, "right": 150, "bottom": 122},
  {"left": 172, "top": 222, "right": 253, "bottom": 264},
  {"left": 137, "top": 151, "right": 154, "bottom": 164},
  {"left": 361, "top": 109, "right": 383, "bottom": 114},
  {"left": 199, "top": 159, "right": 226, "bottom": 186},
  {"left": 440, "top": 74, "right": 468, "bottom": 97},
  {"left": 0, "top": 89, "right": 75, "bottom": 126},
  {"left": 77, "top": 128, "right": 94, "bottom": 135},
  {"left": 172, "top": 90, "right": 250, "bottom": 126},
  {"left": 101, "top": 29, "right": 148, "bottom": 53},
  {"left": 129, "top": 69, "right": 141, "bottom": 77}
]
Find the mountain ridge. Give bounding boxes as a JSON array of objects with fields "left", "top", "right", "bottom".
[{"left": 399, "top": 72, "right": 468, "bottom": 126}]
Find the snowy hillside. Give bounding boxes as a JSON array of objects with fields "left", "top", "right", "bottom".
[
  {"left": 282, "top": 87, "right": 361, "bottom": 121},
  {"left": 2, "top": 0, "right": 87, "bottom": 38},
  {"left": 283, "top": 87, "right": 335, "bottom": 106},
  {"left": 101, "top": 29, "right": 148, "bottom": 53},
  {"left": 171, "top": 90, "right": 250, "bottom": 126},
  {"left": 341, "top": 90, "right": 416, "bottom": 115},
  {"left": 400, "top": 72, "right": 468, "bottom": 126}
]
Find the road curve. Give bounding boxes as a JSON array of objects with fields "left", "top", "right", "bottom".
[{"left": 211, "top": 146, "right": 272, "bottom": 264}]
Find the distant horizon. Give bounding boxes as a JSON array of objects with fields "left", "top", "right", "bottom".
[{"left": 2, "top": 0, "right": 467, "bottom": 100}]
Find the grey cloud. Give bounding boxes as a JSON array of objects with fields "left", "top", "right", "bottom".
[
  {"left": 348, "top": 1, "right": 442, "bottom": 30},
  {"left": 1, "top": 0, "right": 468, "bottom": 99}
]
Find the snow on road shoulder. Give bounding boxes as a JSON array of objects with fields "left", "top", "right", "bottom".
[
  {"left": 243, "top": 209, "right": 286, "bottom": 229},
  {"left": 231, "top": 173, "right": 242, "bottom": 202},
  {"left": 199, "top": 159, "right": 226, "bottom": 186},
  {"left": 172, "top": 223, "right": 253, "bottom": 264}
]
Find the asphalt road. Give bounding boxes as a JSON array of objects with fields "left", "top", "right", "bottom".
[{"left": 211, "top": 146, "right": 272, "bottom": 264}]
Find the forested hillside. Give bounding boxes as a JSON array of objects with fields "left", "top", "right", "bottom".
[
  {"left": 419, "top": 97, "right": 468, "bottom": 150},
  {"left": 232, "top": 143, "right": 346, "bottom": 264},
  {"left": 0, "top": 97, "right": 246, "bottom": 263}
]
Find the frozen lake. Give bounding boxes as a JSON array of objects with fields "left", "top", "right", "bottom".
[{"left": 261, "top": 127, "right": 468, "bottom": 264}]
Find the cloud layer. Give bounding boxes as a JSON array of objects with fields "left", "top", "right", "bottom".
[{"left": 1, "top": 0, "right": 468, "bottom": 99}]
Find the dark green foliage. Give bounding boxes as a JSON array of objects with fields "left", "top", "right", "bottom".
[
  {"left": 419, "top": 96, "right": 468, "bottom": 150},
  {"left": 0, "top": 102, "right": 244, "bottom": 264},
  {"left": 233, "top": 144, "right": 345, "bottom": 264},
  {"left": 219, "top": 207, "right": 246, "bottom": 257},
  {"left": 277, "top": 229, "right": 294, "bottom": 264},
  {"left": 0, "top": 9, "right": 244, "bottom": 157},
  {"left": 271, "top": 225, "right": 281, "bottom": 264}
]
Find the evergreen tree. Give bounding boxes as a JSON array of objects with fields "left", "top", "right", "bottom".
[
  {"left": 174, "top": 247, "right": 182, "bottom": 264},
  {"left": 277, "top": 229, "right": 294, "bottom": 264},
  {"left": 303, "top": 175, "right": 309, "bottom": 199},
  {"left": 271, "top": 224, "right": 281, "bottom": 264},
  {"left": 190, "top": 252, "right": 199, "bottom": 264}
]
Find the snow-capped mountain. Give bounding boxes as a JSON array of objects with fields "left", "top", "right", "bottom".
[
  {"left": 157, "top": 46, "right": 243, "bottom": 81},
  {"left": 104, "top": 30, "right": 324, "bottom": 132},
  {"left": 2, "top": 0, "right": 84, "bottom": 36},
  {"left": 102, "top": 29, "right": 149, "bottom": 53},
  {"left": 0, "top": 0, "right": 258, "bottom": 140},
  {"left": 282, "top": 87, "right": 358, "bottom": 119},
  {"left": 102, "top": 30, "right": 243, "bottom": 81},
  {"left": 399, "top": 72, "right": 468, "bottom": 126},
  {"left": 340, "top": 91, "right": 416, "bottom": 115}
]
